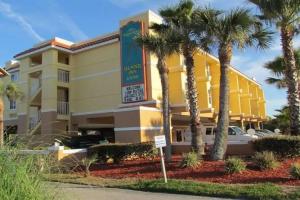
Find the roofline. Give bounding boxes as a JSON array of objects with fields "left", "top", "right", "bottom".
[
  {"left": 0, "top": 68, "right": 9, "bottom": 77},
  {"left": 14, "top": 33, "right": 120, "bottom": 59},
  {"left": 197, "top": 48, "right": 261, "bottom": 86}
]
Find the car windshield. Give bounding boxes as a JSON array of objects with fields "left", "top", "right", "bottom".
[
  {"left": 231, "top": 126, "right": 247, "bottom": 135},
  {"left": 262, "top": 129, "right": 274, "bottom": 134}
]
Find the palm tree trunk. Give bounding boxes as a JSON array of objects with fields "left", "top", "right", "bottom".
[
  {"left": 183, "top": 49, "right": 203, "bottom": 159},
  {"left": 0, "top": 98, "right": 4, "bottom": 147},
  {"left": 211, "top": 46, "right": 231, "bottom": 160},
  {"left": 158, "top": 59, "right": 172, "bottom": 162},
  {"left": 281, "top": 26, "right": 300, "bottom": 135}
]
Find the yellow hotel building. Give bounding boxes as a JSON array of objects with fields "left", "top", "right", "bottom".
[{"left": 2, "top": 11, "right": 266, "bottom": 144}]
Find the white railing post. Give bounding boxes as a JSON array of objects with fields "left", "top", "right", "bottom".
[
  {"left": 57, "top": 101, "right": 69, "bottom": 115},
  {"left": 58, "top": 70, "right": 69, "bottom": 83}
]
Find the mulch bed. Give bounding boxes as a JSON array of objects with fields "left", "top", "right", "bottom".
[{"left": 88, "top": 156, "right": 300, "bottom": 186}]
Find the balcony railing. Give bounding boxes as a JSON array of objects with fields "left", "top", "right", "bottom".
[
  {"left": 57, "top": 101, "right": 69, "bottom": 115},
  {"left": 58, "top": 70, "right": 69, "bottom": 83},
  {"left": 29, "top": 110, "right": 41, "bottom": 130}
]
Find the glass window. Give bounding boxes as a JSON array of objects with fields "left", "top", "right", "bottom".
[
  {"left": 176, "top": 130, "right": 183, "bottom": 142},
  {"left": 228, "top": 127, "right": 236, "bottom": 135},
  {"left": 206, "top": 128, "right": 212, "bottom": 135},
  {"left": 231, "top": 126, "right": 246, "bottom": 135},
  {"left": 9, "top": 100, "right": 16, "bottom": 110},
  {"left": 10, "top": 71, "right": 19, "bottom": 82}
]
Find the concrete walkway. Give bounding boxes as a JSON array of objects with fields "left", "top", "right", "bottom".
[{"left": 53, "top": 182, "right": 234, "bottom": 200}]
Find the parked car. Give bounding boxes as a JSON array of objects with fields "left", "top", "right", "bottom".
[
  {"left": 205, "top": 126, "right": 258, "bottom": 145},
  {"left": 173, "top": 126, "right": 258, "bottom": 145},
  {"left": 254, "top": 129, "right": 277, "bottom": 137}
]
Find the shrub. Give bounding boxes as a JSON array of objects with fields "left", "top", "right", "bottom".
[
  {"left": 81, "top": 155, "right": 98, "bottom": 177},
  {"left": 225, "top": 157, "right": 246, "bottom": 174},
  {"left": 252, "top": 136, "right": 300, "bottom": 158},
  {"left": 253, "top": 151, "right": 279, "bottom": 170},
  {"left": 88, "top": 142, "right": 156, "bottom": 164},
  {"left": 180, "top": 152, "right": 200, "bottom": 168},
  {"left": 290, "top": 163, "right": 300, "bottom": 179}
]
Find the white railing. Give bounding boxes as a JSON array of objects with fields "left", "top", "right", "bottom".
[
  {"left": 29, "top": 110, "right": 41, "bottom": 130},
  {"left": 58, "top": 70, "right": 69, "bottom": 83},
  {"left": 57, "top": 101, "right": 69, "bottom": 115}
]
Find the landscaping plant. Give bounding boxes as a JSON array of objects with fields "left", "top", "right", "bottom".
[
  {"left": 253, "top": 151, "right": 279, "bottom": 170},
  {"left": 81, "top": 155, "right": 98, "bottom": 177},
  {"left": 88, "top": 142, "right": 156, "bottom": 164},
  {"left": 253, "top": 136, "right": 300, "bottom": 158},
  {"left": 0, "top": 148, "right": 56, "bottom": 200},
  {"left": 290, "top": 163, "right": 300, "bottom": 179},
  {"left": 180, "top": 151, "right": 201, "bottom": 168},
  {"left": 225, "top": 157, "right": 246, "bottom": 174}
]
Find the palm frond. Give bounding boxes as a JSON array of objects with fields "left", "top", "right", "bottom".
[
  {"left": 5, "top": 82, "right": 23, "bottom": 101},
  {"left": 265, "top": 77, "right": 286, "bottom": 89}
]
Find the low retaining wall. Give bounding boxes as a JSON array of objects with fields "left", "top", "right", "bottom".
[{"left": 16, "top": 146, "right": 87, "bottom": 166}]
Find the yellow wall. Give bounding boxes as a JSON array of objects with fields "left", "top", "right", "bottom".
[{"left": 2, "top": 10, "right": 268, "bottom": 134}]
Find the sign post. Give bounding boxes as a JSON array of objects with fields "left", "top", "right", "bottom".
[{"left": 154, "top": 135, "right": 167, "bottom": 183}]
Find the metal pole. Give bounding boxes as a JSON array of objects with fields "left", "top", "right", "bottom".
[{"left": 159, "top": 147, "right": 167, "bottom": 183}]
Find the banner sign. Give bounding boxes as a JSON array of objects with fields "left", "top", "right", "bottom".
[{"left": 120, "top": 21, "right": 147, "bottom": 103}]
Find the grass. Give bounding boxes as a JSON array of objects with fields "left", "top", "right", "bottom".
[
  {"left": 0, "top": 148, "right": 57, "bottom": 200},
  {"left": 45, "top": 173, "right": 300, "bottom": 200}
]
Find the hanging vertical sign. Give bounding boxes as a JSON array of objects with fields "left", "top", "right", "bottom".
[{"left": 120, "top": 21, "right": 147, "bottom": 103}]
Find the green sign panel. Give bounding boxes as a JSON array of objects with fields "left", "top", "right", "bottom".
[{"left": 121, "top": 22, "right": 147, "bottom": 103}]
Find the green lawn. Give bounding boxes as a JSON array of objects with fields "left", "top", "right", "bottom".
[{"left": 45, "top": 174, "right": 300, "bottom": 200}]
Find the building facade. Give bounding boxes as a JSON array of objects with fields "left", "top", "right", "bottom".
[{"left": 2, "top": 11, "right": 266, "bottom": 144}]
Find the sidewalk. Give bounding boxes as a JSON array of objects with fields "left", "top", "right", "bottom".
[{"left": 53, "top": 182, "right": 234, "bottom": 200}]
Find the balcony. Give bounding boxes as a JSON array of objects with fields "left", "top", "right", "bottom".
[
  {"left": 57, "top": 101, "right": 69, "bottom": 115},
  {"left": 58, "top": 69, "right": 70, "bottom": 83}
]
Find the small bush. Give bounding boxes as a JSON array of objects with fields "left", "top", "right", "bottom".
[
  {"left": 253, "top": 151, "right": 278, "bottom": 170},
  {"left": 290, "top": 163, "right": 300, "bottom": 179},
  {"left": 252, "top": 136, "right": 300, "bottom": 158},
  {"left": 225, "top": 157, "right": 246, "bottom": 174},
  {"left": 180, "top": 152, "right": 200, "bottom": 168},
  {"left": 88, "top": 142, "right": 156, "bottom": 164},
  {"left": 81, "top": 155, "right": 98, "bottom": 177}
]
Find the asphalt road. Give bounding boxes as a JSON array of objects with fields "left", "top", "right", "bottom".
[{"left": 53, "top": 182, "right": 235, "bottom": 200}]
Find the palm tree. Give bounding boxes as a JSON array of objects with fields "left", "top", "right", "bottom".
[
  {"left": 0, "top": 82, "right": 22, "bottom": 147},
  {"left": 264, "top": 49, "right": 300, "bottom": 89},
  {"left": 249, "top": 0, "right": 300, "bottom": 135},
  {"left": 152, "top": 0, "right": 210, "bottom": 158},
  {"left": 136, "top": 30, "right": 179, "bottom": 161},
  {"left": 195, "top": 8, "right": 272, "bottom": 160}
]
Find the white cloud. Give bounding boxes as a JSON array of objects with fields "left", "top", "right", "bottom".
[{"left": 0, "top": 1, "right": 44, "bottom": 41}]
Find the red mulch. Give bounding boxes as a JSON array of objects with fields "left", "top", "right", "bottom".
[{"left": 88, "top": 156, "right": 300, "bottom": 186}]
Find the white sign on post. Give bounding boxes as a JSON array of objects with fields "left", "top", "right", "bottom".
[
  {"left": 154, "top": 135, "right": 168, "bottom": 183},
  {"left": 155, "top": 135, "right": 166, "bottom": 148}
]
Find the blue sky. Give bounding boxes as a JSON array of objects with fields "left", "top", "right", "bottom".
[{"left": 0, "top": 0, "right": 299, "bottom": 116}]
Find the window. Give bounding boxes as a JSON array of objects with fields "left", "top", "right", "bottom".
[
  {"left": 176, "top": 130, "right": 183, "bottom": 142},
  {"left": 9, "top": 100, "right": 16, "bottom": 110},
  {"left": 10, "top": 71, "right": 19, "bottom": 82},
  {"left": 228, "top": 127, "right": 236, "bottom": 135},
  {"left": 206, "top": 128, "right": 212, "bottom": 135}
]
